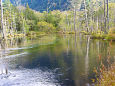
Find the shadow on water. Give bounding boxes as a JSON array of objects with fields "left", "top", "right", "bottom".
[{"left": 0, "top": 34, "right": 115, "bottom": 86}]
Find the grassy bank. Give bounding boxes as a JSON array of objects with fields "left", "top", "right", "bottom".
[
  {"left": 96, "top": 63, "right": 115, "bottom": 86},
  {"left": 81, "top": 28, "right": 115, "bottom": 41},
  {"left": 0, "top": 31, "right": 47, "bottom": 40}
]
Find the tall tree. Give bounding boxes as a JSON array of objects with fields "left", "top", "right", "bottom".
[
  {"left": 1, "top": 0, "right": 6, "bottom": 38},
  {"left": 84, "top": 0, "right": 89, "bottom": 32},
  {"left": 104, "top": 0, "right": 106, "bottom": 32},
  {"left": 106, "top": 0, "right": 109, "bottom": 30},
  {"left": 74, "top": 6, "right": 76, "bottom": 32}
]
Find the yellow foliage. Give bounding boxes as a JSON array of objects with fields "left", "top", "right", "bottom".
[{"left": 37, "top": 21, "right": 56, "bottom": 33}]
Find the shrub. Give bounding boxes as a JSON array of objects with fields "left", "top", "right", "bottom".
[
  {"left": 96, "top": 63, "right": 115, "bottom": 86},
  {"left": 37, "top": 21, "right": 56, "bottom": 33},
  {"left": 108, "top": 27, "right": 115, "bottom": 34},
  {"left": 43, "top": 12, "right": 61, "bottom": 28}
]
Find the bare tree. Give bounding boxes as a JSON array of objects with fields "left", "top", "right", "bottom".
[
  {"left": 104, "top": 0, "right": 106, "bottom": 32},
  {"left": 97, "top": 16, "right": 99, "bottom": 31},
  {"left": 74, "top": 6, "right": 76, "bottom": 33},
  {"left": 1, "top": 0, "right": 6, "bottom": 39},
  {"left": 106, "top": 0, "right": 109, "bottom": 30},
  {"left": 84, "top": 0, "right": 89, "bottom": 32}
]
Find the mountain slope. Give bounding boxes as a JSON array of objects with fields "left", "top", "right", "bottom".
[{"left": 10, "top": 0, "right": 71, "bottom": 12}]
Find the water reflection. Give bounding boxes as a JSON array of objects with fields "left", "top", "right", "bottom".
[{"left": 0, "top": 35, "right": 115, "bottom": 86}]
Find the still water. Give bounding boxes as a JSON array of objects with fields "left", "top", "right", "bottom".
[{"left": 0, "top": 34, "right": 115, "bottom": 86}]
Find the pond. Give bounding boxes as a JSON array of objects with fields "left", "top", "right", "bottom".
[{"left": 0, "top": 34, "right": 115, "bottom": 86}]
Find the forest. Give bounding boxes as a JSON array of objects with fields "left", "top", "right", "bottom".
[{"left": 0, "top": 0, "right": 115, "bottom": 86}]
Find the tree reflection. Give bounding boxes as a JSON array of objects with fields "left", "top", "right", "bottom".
[{"left": 0, "top": 35, "right": 114, "bottom": 86}]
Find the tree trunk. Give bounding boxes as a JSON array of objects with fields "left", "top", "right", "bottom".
[
  {"left": 106, "top": 0, "right": 109, "bottom": 30},
  {"left": 97, "top": 16, "right": 98, "bottom": 31},
  {"left": 74, "top": 6, "right": 76, "bottom": 33},
  {"left": 104, "top": 0, "right": 106, "bottom": 32},
  {"left": 84, "top": 0, "right": 89, "bottom": 32},
  {"left": 71, "top": 15, "right": 73, "bottom": 32},
  {"left": 1, "top": 0, "right": 6, "bottom": 38},
  {"left": 9, "top": 3, "right": 13, "bottom": 36}
]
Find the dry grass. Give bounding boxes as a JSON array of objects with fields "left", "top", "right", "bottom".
[{"left": 96, "top": 63, "right": 115, "bottom": 86}]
